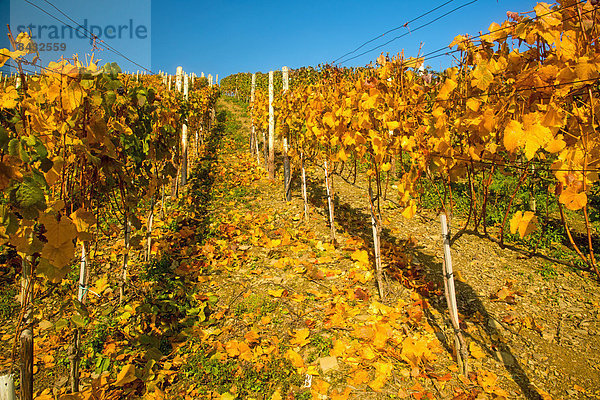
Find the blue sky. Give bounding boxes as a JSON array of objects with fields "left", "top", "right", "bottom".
[
  {"left": 151, "top": 0, "right": 542, "bottom": 79},
  {"left": 2, "top": 1, "right": 545, "bottom": 79}
]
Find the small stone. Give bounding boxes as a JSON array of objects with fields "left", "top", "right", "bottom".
[
  {"left": 496, "top": 351, "right": 516, "bottom": 366},
  {"left": 487, "top": 318, "right": 502, "bottom": 331},
  {"left": 542, "top": 331, "right": 554, "bottom": 342},
  {"left": 318, "top": 356, "right": 339, "bottom": 373}
]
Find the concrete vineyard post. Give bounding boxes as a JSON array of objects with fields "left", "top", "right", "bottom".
[
  {"left": 324, "top": 160, "right": 336, "bottom": 242},
  {"left": 70, "top": 241, "right": 90, "bottom": 392},
  {"left": 0, "top": 374, "right": 16, "bottom": 400},
  {"left": 282, "top": 66, "right": 292, "bottom": 201},
  {"left": 250, "top": 73, "right": 257, "bottom": 160},
  {"left": 440, "top": 213, "right": 468, "bottom": 375},
  {"left": 176, "top": 67, "right": 183, "bottom": 92},
  {"left": 268, "top": 71, "right": 275, "bottom": 179},
  {"left": 181, "top": 72, "right": 189, "bottom": 186},
  {"left": 168, "top": 75, "right": 172, "bottom": 91}
]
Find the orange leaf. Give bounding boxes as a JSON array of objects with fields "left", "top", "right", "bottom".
[
  {"left": 244, "top": 330, "right": 260, "bottom": 345},
  {"left": 330, "top": 387, "right": 352, "bottom": 400},
  {"left": 268, "top": 288, "right": 285, "bottom": 298},
  {"left": 559, "top": 187, "right": 587, "bottom": 210},
  {"left": 351, "top": 249, "right": 370, "bottom": 268},
  {"left": 290, "top": 328, "right": 310, "bottom": 347},
  {"left": 469, "top": 342, "right": 486, "bottom": 359},
  {"left": 509, "top": 211, "right": 537, "bottom": 238},
  {"left": 114, "top": 364, "right": 137, "bottom": 386},
  {"left": 477, "top": 369, "right": 498, "bottom": 393},
  {"left": 347, "top": 369, "right": 370, "bottom": 386},
  {"left": 285, "top": 348, "right": 304, "bottom": 370},
  {"left": 503, "top": 120, "right": 524, "bottom": 152},
  {"left": 225, "top": 340, "right": 240, "bottom": 357}
]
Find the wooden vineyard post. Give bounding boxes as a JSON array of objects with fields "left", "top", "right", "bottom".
[
  {"left": 0, "top": 374, "right": 16, "bottom": 400},
  {"left": 119, "top": 218, "right": 131, "bottom": 303},
  {"left": 146, "top": 196, "right": 155, "bottom": 262},
  {"left": 301, "top": 151, "right": 309, "bottom": 221},
  {"left": 19, "top": 256, "right": 33, "bottom": 400},
  {"left": 440, "top": 213, "right": 468, "bottom": 375},
  {"left": 20, "top": 329, "right": 33, "bottom": 400},
  {"left": 324, "top": 160, "right": 336, "bottom": 242},
  {"left": 268, "top": 71, "right": 275, "bottom": 179},
  {"left": 368, "top": 182, "right": 384, "bottom": 299},
  {"left": 181, "top": 72, "right": 189, "bottom": 186},
  {"left": 282, "top": 66, "right": 292, "bottom": 201},
  {"left": 262, "top": 129, "right": 268, "bottom": 170},
  {"left": 250, "top": 73, "right": 256, "bottom": 155}
]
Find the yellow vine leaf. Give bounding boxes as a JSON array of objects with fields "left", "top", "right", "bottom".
[
  {"left": 559, "top": 187, "right": 587, "bottom": 210},
  {"left": 70, "top": 208, "right": 97, "bottom": 241},
  {"left": 330, "top": 387, "right": 352, "bottom": 400},
  {"left": 574, "top": 56, "right": 600, "bottom": 82},
  {"left": 114, "top": 364, "right": 137, "bottom": 386},
  {"left": 93, "top": 275, "right": 110, "bottom": 295},
  {"left": 0, "top": 86, "right": 19, "bottom": 109},
  {"left": 466, "top": 98, "right": 480, "bottom": 112},
  {"left": 39, "top": 213, "right": 77, "bottom": 269},
  {"left": 0, "top": 49, "right": 10, "bottom": 67},
  {"left": 368, "top": 361, "right": 393, "bottom": 391},
  {"left": 347, "top": 369, "right": 370, "bottom": 386},
  {"left": 386, "top": 120, "right": 400, "bottom": 130},
  {"left": 469, "top": 341, "right": 486, "bottom": 359},
  {"left": 285, "top": 348, "right": 305, "bottom": 370},
  {"left": 0, "top": 156, "right": 23, "bottom": 190},
  {"left": 290, "top": 328, "right": 310, "bottom": 347},
  {"left": 323, "top": 112, "right": 335, "bottom": 129},
  {"left": 402, "top": 200, "right": 417, "bottom": 219},
  {"left": 351, "top": 249, "right": 369, "bottom": 268},
  {"left": 312, "top": 379, "right": 330, "bottom": 395},
  {"left": 534, "top": 3, "right": 561, "bottom": 27},
  {"left": 509, "top": 211, "right": 537, "bottom": 238},
  {"left": 472, "top": 61, "right": 494, "bottom": 91},
  {"left": 62, "top": 81, "right": 85, "bottom": 112},
  {"left": 437, "top": 78, "right": 457, "bottom": 101},
  {"left": 267, "top": 288, "right": 285, "bottom": 298}
]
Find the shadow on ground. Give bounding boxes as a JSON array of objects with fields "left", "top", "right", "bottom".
[{"left": 301, "top": 172, "right": 544, "bottom": 400}]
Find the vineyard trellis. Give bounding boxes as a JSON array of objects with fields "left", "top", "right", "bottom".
[
  {"left": 0, "top": 31, "right": 219, "bottom": 399},
  {"left": 221, "top": 0, "right": 600, "bottom": 370}
]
